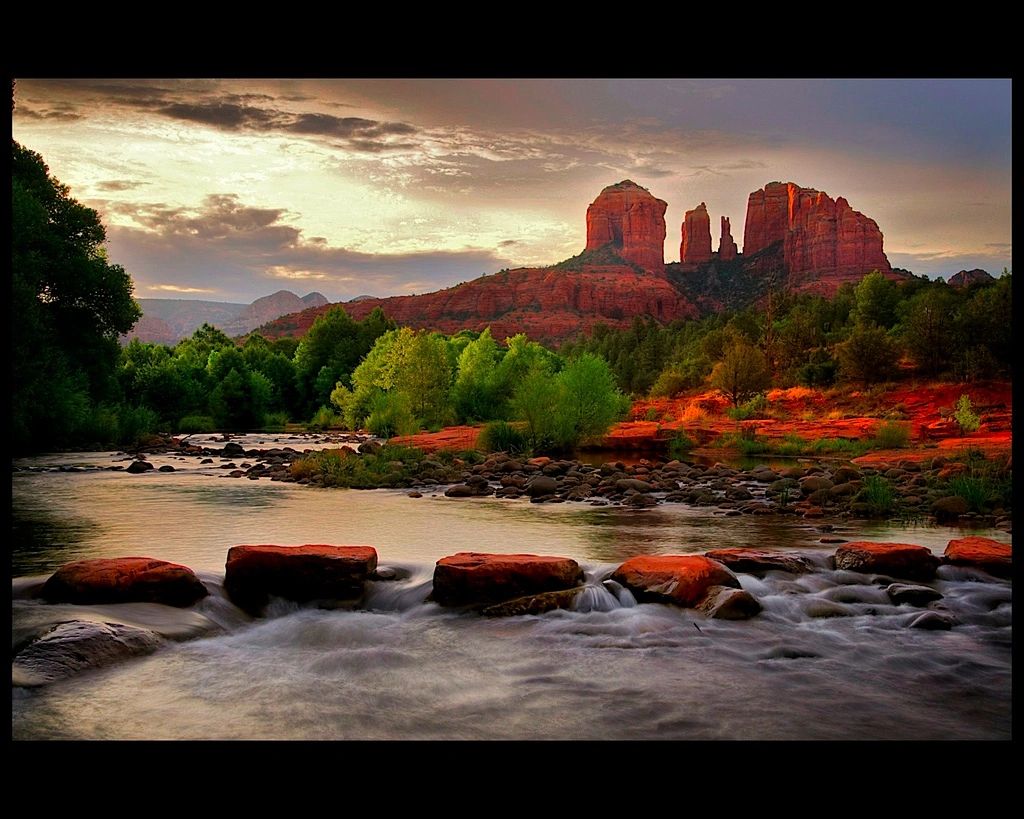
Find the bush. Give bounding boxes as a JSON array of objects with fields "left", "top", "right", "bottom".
[
  {"left": 649, "top": 367, "right": 690, "bottom": 398},
  {"left": 836, "top": 325, "right": 898, "bottom": 384},
  {"left": 856, "top": 475, "right": 896, "bottom": 516},
  {"left": 289, "top": 444, "right": 433, "bottom": 488},
  {"left": 954, "top": 394, "right": 980, "bottom": 434},
  {"left": 365, "top": 392, "right": 418, "bottom": 438},
  {"left": 261, "top": 411, "right": 289, "bottom": 432},
  {"left": 668, "top": 430, "right": 695, "bottom": 459},
  {"left": 947, "top": 476, "right": 991, "bottom": 513},
  {"left": 308, "top": 406, "right": 343, "bottom": 431},
  {"left": 117, "top": 405, "right": 159, "bottom": 445},
  {"left": 478, "top": 421, "right": 528, "bottom": 455},
  {"left": 726, "top": 393, "right": 768, "bottom": 421},
  {"left": 179, "top": 414, "right": 217, "bottom": 433},
  {"left": 796, "top": 350, "right": 838, "bottom": 387},
  {"left": 643, "top": 407, "right": 659, "bottom": 422},
  {"left": 872, "top": 421, "right": 911, "bottom": 449}
]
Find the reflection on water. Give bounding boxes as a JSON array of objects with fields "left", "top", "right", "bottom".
[{"left": 11, "top": 453, "right": 1008, "bottom": 576}]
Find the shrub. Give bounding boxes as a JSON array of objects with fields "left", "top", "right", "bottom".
[
  {"left": 308, "top": 406, "right": 342, "bottom": 431},
  {"left": 478, "top": 421, "right": 528, "bottom": 455},
  {"left": 726, "top": 393, "right": 768, "bottom": 421},
  {"left": 857, "top": 475, "right": 896, "bottom": 516},
  {"left": 947, "top": 475, "right": 990, "bottom": 513},
  {"left": 117, "top": 405, "right": 159, "bottom": 445},
  {"left": 796, "top": 351, "right": 838, "bottom": 387},
  {"left": 953, "top": 394, "right": 980, "bottom": 434},
  {"left": 365, "top": 392, "right": 418, "bottom": 438},
  {"left": 261, "top": 411, "right": 289, "bottom": 432},
  {"left": 836, "top": 325, "right": 898, "bottom": 384},
  {"left": 680, "top": 403, "right": 709, "bottom": 424},
  {"left": 668, "top": 430, "right": 695, "bottom": 458},
  {"left": 872, "top": 421, "right": 911, "bottom": 449},
  {"left": 643, "top": 407, "right": 659, "bottom": 422},
  {"left": 179, "top": 414, "right": 217, "bottom": 433},
  {"left": 649, "top": 368, "right": 690, "bottom": 398}
]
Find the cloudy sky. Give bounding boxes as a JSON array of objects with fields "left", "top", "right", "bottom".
[{"left": 12, "top": 78, "right": 1012, "bottom": 303}]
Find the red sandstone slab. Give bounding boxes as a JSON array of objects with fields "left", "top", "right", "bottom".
[
  {"left": 944, "top": 537, "right": 1012, "bottom": 577},
  {"left": 834, "top": 541, "right": 939, "bottom": 580},
  {"left": 432, "top": 552, "right": 583, "bottom": 607},
  {"left": 705, "top": 548, "right": 814, "bottom": 575},
  {"left": 42, "top": 557, "right": 208, "bottom": 607},
  {"left": 611, "top": 555, "right": 740, "bottom": 608},
  {"left": 225, "top": 544, "right": 378, "bottom": 613}
]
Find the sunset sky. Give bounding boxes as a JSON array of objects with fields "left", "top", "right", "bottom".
[{"left": 12, "top": 78, "right": 1012, "bottom": 303}]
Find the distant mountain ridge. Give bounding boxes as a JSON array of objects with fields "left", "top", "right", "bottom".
[{"left": 125, "top": 290, "right": 328, "bottom": 345}]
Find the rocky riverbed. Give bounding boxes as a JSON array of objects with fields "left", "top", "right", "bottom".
[{"left": 50, "top": 433, "right": 1010, "bottom": 531}]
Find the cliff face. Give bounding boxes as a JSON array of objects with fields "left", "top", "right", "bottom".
[
  {"left": 718, "top": 216, "right": 738, "bottom": 261},
  {"left": 585, "top": 180, "right": 668, "bottom": 273},
  {"left": 680, "top": 202, "right": 713, "bottom": 264},
  {"left": 743, "top": 182, "right": 892, "bottom": 282},
  {"left": 261, "top": 265, "right": 698, "bottom": 345}
]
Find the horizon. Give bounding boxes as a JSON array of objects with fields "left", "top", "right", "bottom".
[{"left": 13, "top": 78, "right": 1012, "bottom": 303}]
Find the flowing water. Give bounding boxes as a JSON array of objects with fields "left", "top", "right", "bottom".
[{"left": 11, "top": 439, "right": 1013, "bottom": 740}]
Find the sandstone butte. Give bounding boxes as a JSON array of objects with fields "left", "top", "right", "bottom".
[
  {"left": 743, "top": 181, "right": 899, "bottom": 290},
  {"left": 586, "top": 179, "right": 668, "bottom": 273},
  {"left": 948, "top": 268, "right": 996, "bottom": 288},
  {"left": 680, "top": 202, "right": 713, "bottom": 264},
  {"left": 258, "top": 178, "right": 913, "bottom": 344}
]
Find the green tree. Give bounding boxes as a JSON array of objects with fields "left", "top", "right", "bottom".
[
  {"left": 452, "top": 327, "right": 501, "bottom": 422},
  {"left": 511, "top": 365, "right": 562, "bottom": 452},
  {"left": 555, "top": 353, "right": 627, "bottom": 446},
  {"left": 709, "top": 340, "right": 771, "bottom": 409},
  {"left": 899, "top": 287, "right": 956, "bottom": 375},
  {"left": 12, "top": 142, "right": 142, "bottom": 450},
  {"left": 835, "top": 324, "right": 899, "bottom": 384},
  {"left": 852, "top": 270, "right": 900, "bottom": 328}
]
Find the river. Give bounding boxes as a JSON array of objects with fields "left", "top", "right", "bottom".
[{"left": 11, "top": 438, "right": 1012, "bottom": 740}]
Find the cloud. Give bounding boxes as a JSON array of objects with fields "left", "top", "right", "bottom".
[
  {"left": 14, "top": 104, "right": 82, "bottom": 121},
  {"left": 148, "top": 284, "right": 217, "bottom": 293},
  {"left": 96, "top": 180, "right": 146, "bottom": 192},
  {"left": 106, "top": 193, "right": 515, "bottom": 302}
]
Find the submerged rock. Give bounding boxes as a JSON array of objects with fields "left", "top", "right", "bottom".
[
  {"left": 126, "top": 460, "right": 154, "bottom": 474},
  {"left": 224, "top": 544, "right": 378, "bottom": 614},
  {"left": 611, "top": 555, "right": 740, "bottom": 608},
  {"left": 13, "top": 620, "right": 161, "bottom": 687},
  {"left": 432, "top": 552, "right": 583, "bottom": 608},
  {"left": 886, "top": 583, "right": 944, "bottom": 606},
  {"left": 42, "top": 557, "right": 208, "bottom": 607},
  {"left": 833, "top": 541, "right": 940, "bottom": 580},
  {"left": 697, "top": 585, "right": 762, "bottom": 620},
  {"left": 909, "top": 611, "right": 955, "bottom": 630},
  {"left": 705, "top": 548, "right": 814, "bottom": 575},
  {"left": 943, "top": 536, "right": 1012, "bottom": 578},
  {"left": 481, "top": 587, "right": 584, "bottom": 617}
]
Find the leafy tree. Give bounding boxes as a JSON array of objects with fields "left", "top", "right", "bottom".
[
  {"left": 852, "top": 270, "right": 900, "bottom": 328},
  {"left": 452, "top": 328, "right": 501, "bottom": 422},
  {"left": 555, "top": 353, "right": 628, "bottom": 446},
  {"left": 899, "top": 287, "right": 956, "bottom": 375},
  {"left": 293, "top": 306, "right": 394, "bottom": 414},
  {"left": 12, "top": 141, "right": 141, "bottom": 450},
  {"left": 709, "top": 341, "right": 771, "bottom": 409},
  {"left": 511, "top": 365, "right": 563, "bottom": 452},
  {"left": 835, "top": 324, "right": 899, "bottom": 384}
]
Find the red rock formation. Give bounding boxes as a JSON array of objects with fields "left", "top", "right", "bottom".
[
  {"left": 743, "top": 182, "right": 892, "bottom": 283},
  {"left": 611, "top": 555, "right": 740, "bottom": 608},
  {"left": 224, "top": 544, "right": 378, "bottom": 613},
  {"left": 432, "top": 552, "right": 584, "bottom": 607},
  {"left": 260, "top": 265, "right": 698, "bottom": 345},
  {"left": 718, "top": 216, "right": 738, "bottom": 261},
  {"left": 833, "top": 542, "right": 939, "bottom": 580},
  {"left": 585, "top": 180, "right": 667, "bottom": 272},
  {"left": 944, "top": 536, "right": 1011, "bottom": 577},
  {"left": 680, "top": 202, "right": 713, "bottom": 264},
  {"left": 42, "top": 557, "right": 208, "bottom": 607},
  {"left": 948, "top": 269, "right": 995, "bottom": 288}
]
